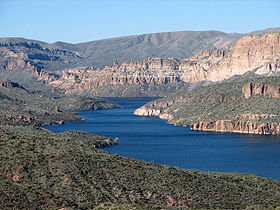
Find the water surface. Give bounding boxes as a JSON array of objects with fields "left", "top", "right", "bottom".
[{"left": 43, "top": 97, "right": 280, "bottom": 180}]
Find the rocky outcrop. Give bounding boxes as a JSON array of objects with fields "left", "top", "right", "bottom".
[
  {"left": 134, "top": 79, "right": 280, "bottom": 135},
  {"left": 191, "top": 120, "right": 280, "bottom": 135},
  {"left": 242, "top": 83, "right": 280, "bottom": 99},
  {"left": 134, "top": 107, "right": 161, "bottom": 117},
  {"left": 0, "top": 57, "right": 43, "bottom": 74}
]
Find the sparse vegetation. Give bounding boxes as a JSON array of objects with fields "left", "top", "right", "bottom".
[{"left": 1, "top": 126, "right": 280, "bottom": 209}]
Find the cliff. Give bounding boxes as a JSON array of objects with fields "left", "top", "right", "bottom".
[
  {"left": 1, "top": 33, "right": 279, "bottom": 96},
  {"left": 36, "top": 33, "right": 280, "bottom": 95},
  {"left": 37, "top": 49, "right": 228, "bottom": 93},
  {"left": 191, "top": 120, "right": 280, "bottom": 135},
  {"left": 207, "top": 33, "right": 280, "bottom": 81},
  {"left": 242, "top": 82, "right": 280, "bottom": 99}
]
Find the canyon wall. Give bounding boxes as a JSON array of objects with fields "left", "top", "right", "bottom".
[{"left": 37, "top": 33, "right": 280, "bottom": 93}]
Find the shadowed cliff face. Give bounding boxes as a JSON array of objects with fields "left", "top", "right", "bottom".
[
  {"left": 35, "top": 33, "right": 280, "bottom": 95},
  {"left": 242, "top": 82, "right": 280, "bottom": 99}
]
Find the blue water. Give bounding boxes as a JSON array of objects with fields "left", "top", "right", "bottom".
[{"left": 43, "top": 97, "right": 280, "bottom": 180}]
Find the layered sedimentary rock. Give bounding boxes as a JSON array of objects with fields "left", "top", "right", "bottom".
[
  {"left": 134, "top": 97, "right": 191, "bottom": 120},
  {"left": 242, "top": 82, "right": 280, "bottom": 99},
  {"left": 38, "top": 49, "right": 228, "bottom": 92},
  {"left": 0, "top": 57, "right": 42, "bottom": 75},
  {"left": 207, "top": 33, "right": 280, "bottom": 81},
  {"left": 36, "top": 33, "right": 280, "bottom": 93},
  {"left": 191, "top": 120, "right": 280, "bottom": 135}
]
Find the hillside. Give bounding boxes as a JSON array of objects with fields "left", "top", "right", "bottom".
[
  {"left": 1, "top": 125, "right": 280, "bottom": 209},
  {"left": 134, "top": 74, "right": 280, "bottom": 135}
]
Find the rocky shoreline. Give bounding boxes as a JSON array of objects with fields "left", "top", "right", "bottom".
[{"left": 134, "top": 106, "right": 280, "bottom": 135}]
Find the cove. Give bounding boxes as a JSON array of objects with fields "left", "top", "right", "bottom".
[{"left": 43, "top": 97, "right": 280, "bottom": 180}]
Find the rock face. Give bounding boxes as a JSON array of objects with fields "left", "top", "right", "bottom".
[
  {"left": 207, "top": 33, "right": 280, "bottom": 81},
  {"left": 38, "top": 50, "right": 228, "bottom": 93},
  {"left": 242, "top": 83, "right": 280, "bottom": 99},
  {"left": 134, "top": 79, "right": 280, "bottom": 135},
  {"left": 36, "top": 33, "right": 280, "bottom": 94},
  {"left": 191, "top": 120, "right": 280, "bottom": 135}
]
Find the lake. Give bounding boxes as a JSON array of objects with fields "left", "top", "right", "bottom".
[{"left": 43, "top": 97, "right": 280, "bottom": 180}]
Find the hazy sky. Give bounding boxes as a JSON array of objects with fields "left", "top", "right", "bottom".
[{"left": 0, "top": 0, "right": 279, "bottom": 43}]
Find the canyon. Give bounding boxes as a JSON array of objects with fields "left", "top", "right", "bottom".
[{"left": 1, "top": 30, "right": 280, "bottom": 135}]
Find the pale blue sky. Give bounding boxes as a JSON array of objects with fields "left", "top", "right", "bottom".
[{"left": 0, "top": 0, "right": 279, "bottom": 43}]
